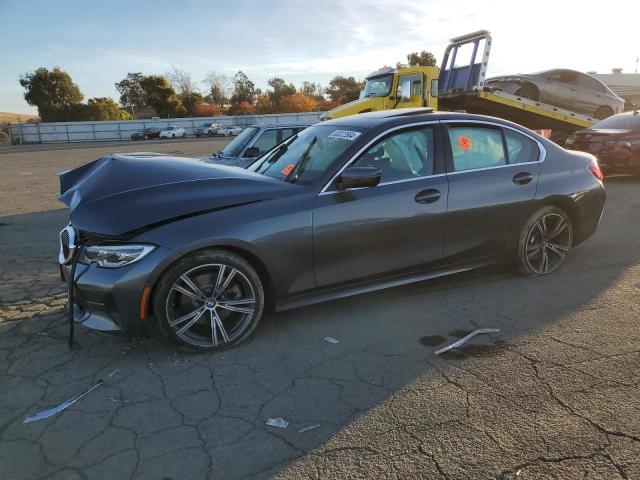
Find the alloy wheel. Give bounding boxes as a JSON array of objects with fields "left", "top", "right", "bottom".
[
  {"left": 524, "top": 213, "right": 572, "bottom": 274},
  {"left": 165, "top": 263, "right": 257, "bottom": 348}
]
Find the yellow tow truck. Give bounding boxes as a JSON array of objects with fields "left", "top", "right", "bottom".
[{"left": 326, "top": 31, "right": 597, "bottom": 144}]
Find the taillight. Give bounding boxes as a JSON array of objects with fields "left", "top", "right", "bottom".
[{"left": 589, "top": 164, "right": 604, "bottom": 181}]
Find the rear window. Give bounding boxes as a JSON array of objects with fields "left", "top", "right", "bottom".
[{"left": 592, "top": 113, "right": 640, "bottom": 130}]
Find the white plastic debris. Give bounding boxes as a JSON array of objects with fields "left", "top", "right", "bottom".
[
  {"left": 23, "top": 380, "right": 104, "bottom": 424},
  {"left": 298, "top": 424, "right": 320, "bottom": 433},
  {"left": 434, "top": 328, "right": 501, "bottom": 355},
  {"left": 106, "top": 368, "right": 120, "bottom": 378},
  {"left": 323, "top": 336, "right": 339, "bottom": 344},
  {"left": 265, "top": 418, "right": 289, "bottom": 429}
]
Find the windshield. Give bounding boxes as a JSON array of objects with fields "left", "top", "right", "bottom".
[
  {"left": 255, "top": 125, "right": 359, "bottom": 185},
  {"left": 201, "top": 123, "right": 210, "bottom": 127},
  {"left": 592, "top": 113, "right": 640, "bottom": 130},
  {"left": 219, "top": 127, "right": 258, "bottom": 157},
  {"left": 362, "top": 75, "right": 393, "bottom": 98}
]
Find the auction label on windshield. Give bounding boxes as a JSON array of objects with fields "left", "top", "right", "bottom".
[{"left": 329, "top": 130, "right": 362, "bottom": 141}]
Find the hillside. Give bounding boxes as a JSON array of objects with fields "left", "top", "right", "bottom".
[{"left": 0, "top": 112, "right": 39, "bottom": 123}]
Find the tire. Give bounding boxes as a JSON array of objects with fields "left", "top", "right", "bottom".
[
  {"left": 594, "top": 106, "right": 613, "bottom": 120},
  {"left": 207, "top": 131, "right": 213, "bottom": 137},
  {"left": 153, "top": 249, "right": 265, "bottom": 351},
  {"left": 171, "top": 134, "right": 175, "bottom": 139},
  {"left": 515, "top": 84, "right": 539, "bottom": 101},
  {"left": 515, "top": 206, "right": 573, "bottom": 276},
  {"left": 144, "top": 134, "right": 149, "bottom": 140}
]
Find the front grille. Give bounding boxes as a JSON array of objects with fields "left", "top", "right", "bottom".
[{"left": 58, "top": 225, "right": 76, "bottom": 265}]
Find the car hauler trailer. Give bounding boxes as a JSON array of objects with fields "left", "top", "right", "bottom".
[
  {"left": 437, "top": 30, "right": 596, "bottom": 145},
  {"left": 325, "top": 30, "right": 597, "bottom": 145}
]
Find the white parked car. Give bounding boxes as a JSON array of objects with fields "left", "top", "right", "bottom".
[
  {"left": 218, "top": 126, "right": 243, "bottom": 136},
  {"left": 194, "top": 122, "right": 223, "bottom": 137},
  {"left": 159, "top": 126, "right": 186, "bottom": 139}
]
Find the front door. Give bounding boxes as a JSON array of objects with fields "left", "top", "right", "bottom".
[
  {"left": 395, "top": 74, "right": 424, "bottom": 109},
  {"left": 442, "top": 123, "right": 542, "bottom": 259},
  {"left": 313, "top": 124, "right": 448, "bottom": 287}
]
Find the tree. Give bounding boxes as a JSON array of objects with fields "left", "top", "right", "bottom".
[
  {"left": 181, "top": 91, "right": 205, "bottom": 117},
  {"left": 19, "top": 67, "right": 83, "bottom": 118},
  {"left": 165, "top": 66, "right": 196, "bottom": 95},
  {"left": 254, "top": 94, "right": 273, "bottom": 114},
  {"left": 230, "top": 71, "right": 256, "bottom": 105},
  {"left": 267, "top": 77, "right": 296, "bottom": 106},
  {"left": 407, "top": 51, "right": 437, "bottom": 67},
  {"left": 228, "top": 101, "right": 256, "bottom": 116},
  {"left": 139, "top": 75, "right": 186, "bottom": 118},
  {"left": 115, "top": 73, "right": 146, "bottom": 116},
  {"left": 300, "top": 81, "right": 325, "bottom": 101},
  {"left": 278, "top": 93, "right": 317, "bottom": 113},
  {"left": 202, "top": 71, "right": 231, "bottom": 106},
  {"left": 87, "top": 97, "right": 131, "bottom": 120},
  {"left": 324, "top": 76, "right": 364, "bottom": 104},
  {"left": 195, "top": 103, "right": 224, "bottom": 117}
]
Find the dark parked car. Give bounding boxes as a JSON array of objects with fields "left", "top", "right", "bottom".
[
  {"left": 131, "top": 128, "right": 161, "bottom": 140},
  {"left": 566, "top": 111, "right": 640, "bottom": 174},
  {"left": 485, "top": 69, "right": 624, "bottom": 119},
  {"left": 58, "top": 109, "right": 605, "bottom": 351},
  {"left": 205, "top": 123, "right": 308, "bottom": 168}
]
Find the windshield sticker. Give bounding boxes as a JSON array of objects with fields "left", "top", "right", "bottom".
[
  {"left": 329, "top": 130, "right": 362, "bottom": 141},
  {"left": 458, "top": 135, "right": 472, "bottom": 151},
  {"left": 280, "top": 163, "right": 296, "bottom": 176}
]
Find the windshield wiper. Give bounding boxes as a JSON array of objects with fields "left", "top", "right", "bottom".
[
  {"left": 255, "top": 135, "right": 298, "bottom": 173},
  {"left": 285, "top": 136, "right": 317, "bottom": 183}
]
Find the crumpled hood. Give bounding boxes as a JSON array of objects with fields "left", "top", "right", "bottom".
[{"left": 59, "top": 152, "right": 295, "bottom": 237}]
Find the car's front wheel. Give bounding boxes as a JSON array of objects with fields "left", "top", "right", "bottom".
[
  {"left": 516, "top": 206, "right": 573, "bottom": 276},
  {"left": 154, "top": 249, "right": 265, "bottom": 351}
]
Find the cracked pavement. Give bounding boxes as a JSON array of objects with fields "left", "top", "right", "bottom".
[{"left": 1, "top": 142, "right": 639, "bottom": 479}]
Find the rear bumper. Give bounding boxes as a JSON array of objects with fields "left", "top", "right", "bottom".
[
  {"left": 61, "top": 246, "right": 176, "bottom": 337},
  {"left": 574, "top": 184, "right": 606, "bottom": 246}
]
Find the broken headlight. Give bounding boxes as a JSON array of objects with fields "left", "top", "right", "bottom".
[{"left": 80, "top": 244, "right": 155, "bottom": 268}]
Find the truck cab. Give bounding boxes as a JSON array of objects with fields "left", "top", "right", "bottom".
[{"left": 325, "top": 65, "right": 439, "bottom": 120}]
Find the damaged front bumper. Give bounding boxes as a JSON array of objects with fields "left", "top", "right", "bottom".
[{"left": 60, "top": 245, "right": 177, "bottom": 337}]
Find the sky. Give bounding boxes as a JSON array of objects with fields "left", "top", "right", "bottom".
[{"left": 1, "top": 0, "right": 638, "bottom": 115}]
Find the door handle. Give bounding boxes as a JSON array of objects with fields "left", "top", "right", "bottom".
[
  {"left": 415, "top": 188, "right": 441, "bottom": 204},
  {"left": 513, "top": 172, "right": 533, "bottom": 185}
]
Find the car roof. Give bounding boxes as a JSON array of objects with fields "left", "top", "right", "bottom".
[
  {"left": 247, "top": 123, "right": 312, "bottom": 129},
  {"left": 320, "top": 108, "right": 531, "bottom": 131}
]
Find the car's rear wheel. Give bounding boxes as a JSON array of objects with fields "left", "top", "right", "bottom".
[
  {"left": 144, "top": 134, "right": 149, "bottom": 140},
  {"left": 154, "top": 249, "right": 264, "bottom": 351},
  {"left": 207, "top": 131, "right": 213, "bottom": 137},
  {"left": 171, "top": 134, "right": 175, "bottom": 139},
  {"left": 516, "top": 206, "right": 573, "bottom": 276},
  {"left": 594, "top": 106, "right": 613, "bottom": 120},
  {"left": 515, "top": 84, "right": 539, "bottom": 101}
]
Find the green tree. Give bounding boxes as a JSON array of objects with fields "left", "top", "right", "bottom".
[
  {"left": 230, "top": 71, "right": 256, "bottom": 105},
  {"left": 180, "top": 91, "right": 204, "bottom": 117},
  {"left": 19, "top": 67, "right": 84, "bottom": 120},
  {"left": 300, "top": 81, "right": 325, "bottom": 101},
  {"left": 115, "top": 72, "right": 146, "bottom": 115},
  {"left": 407, "top": 51, "right": 437, "bottom": 67},
  {"left": 139, "top": 75, "right": 186, "bottom": 118},
  {"left": 87, "top": 97, "right": 130, "bottom": 121},
  {"left": 324, "top": 76, "right": 364, "bottom": 104}
]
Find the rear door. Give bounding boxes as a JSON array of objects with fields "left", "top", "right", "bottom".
[
  {"left": 442, "top": 122, "right": 542, "bottom": 260},
  {"left": 542, "top": 70, "right": 578, "bottom": 110}
]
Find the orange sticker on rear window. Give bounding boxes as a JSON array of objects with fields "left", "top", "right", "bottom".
[
  {"left": 458, "top": 135, "right": 472, "bottom": 151},
  {"left": 280, "top": 163, "right": 296, "bottom": 176}
]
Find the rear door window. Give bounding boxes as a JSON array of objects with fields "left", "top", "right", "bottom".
[
  {"left": 447, "top": 126, "right": 507, "bottom": 172},
  {"left": 504, "top": 130, "right": 540, "bottom": 164}
]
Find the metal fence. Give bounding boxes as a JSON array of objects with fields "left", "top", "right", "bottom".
[{"left": 9, "top": 112, "right": 324, "bottom": 144}]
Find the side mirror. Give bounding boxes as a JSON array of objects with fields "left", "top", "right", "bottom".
[
  {"left": 244, "top": 147, "right": 260, "bottom": 158},
  {"left": 338, "top": 166, "right": 382, "bottom": 189},
  {"left": 401, "top": 79, "right": 412, "bottom": 101}
]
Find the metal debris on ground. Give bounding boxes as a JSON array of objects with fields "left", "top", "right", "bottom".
[
  {"left": 434, "top": 328, "right": 501, "bottom": 355},
  {"left": 323, "top": 336, "right": 339, "bottom": 344},
  {"left": 23, "top": 380, "right": 104, "bottom": 424},
  {"left": 107, "top": 368, "right": 120, "bottom": 378},
  {"left": 265, "top": 418, "right": 289, "bottom": 429},
  {"left": 298, "top": 424, "right": 320, "bottom": 433}
]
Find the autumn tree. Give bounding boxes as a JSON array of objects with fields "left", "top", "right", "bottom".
[
  {"left": 115, "top": 72, "right": 146, "bottom": 115},
  {"left": 267, "top": 77, "right": 296, "bottom": 105},
  {"left": 254, "top": 94, "right": 272, "bottom": 114},
  {"left": 195, "top": 103, "right": 224, "bottom": 117},
  {"left": 278, "top": 93, "right": 317, "bottom": 113},
  {"left": 202, "top": 71, "right": 231, "bottom": 106},
  {"left": 139, "top": 75, "right": 186, "bottom": 118},
  {"left": 325, "top": 76, "right": 364, "bottom": 104},
  {"left": 19, "top": 67, "right": 84, "bottom": 120},
  {"left": 227, "top": 101, "right": 256, "bottom": 116},
  {"left": 407, "top": 51, "right": 437, "bottom": 67}
]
